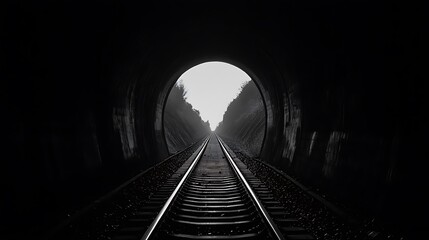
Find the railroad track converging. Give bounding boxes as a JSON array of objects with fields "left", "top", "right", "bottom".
[{"left": 111, "top": 134, "right": 314, "bottom": 240}]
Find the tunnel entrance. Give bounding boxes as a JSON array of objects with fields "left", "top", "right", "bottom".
[{"left": 163, "top": 61, "right": 266, "bottom": 157}]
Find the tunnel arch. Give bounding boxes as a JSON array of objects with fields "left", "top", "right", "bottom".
[
  {"left": 161, "top": 60, "right": 269, "bottom": 155},
  {"left": 3, "top": 2, "right": 426, "bottom": 237},
  {"left": 127, "top": 43, "right": 294, "bottom": 167}
]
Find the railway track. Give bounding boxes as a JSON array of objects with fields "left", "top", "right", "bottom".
[{"left": 110, "top": 134, "right": 314, "bottom": 240}]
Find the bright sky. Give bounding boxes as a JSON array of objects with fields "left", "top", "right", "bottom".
[{"left": 178, "top": 61, "right": 251, "bottom": 131}]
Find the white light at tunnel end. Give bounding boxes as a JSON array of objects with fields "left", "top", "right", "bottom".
[{"left": 177, "top": 61, "right": 252, "bottom": 131}]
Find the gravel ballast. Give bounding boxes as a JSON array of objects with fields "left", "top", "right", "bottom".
[
  {"left": 223, "top": 138, "right": 403, "bottom": 240},
  {"left": 46, "top": 139, "right": 205, "bottom": 240}
]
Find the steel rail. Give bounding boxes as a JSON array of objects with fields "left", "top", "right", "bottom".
[
  {"left": 216, "top": 135, "right": 285, "bottom": 240},
  {"left": 140, "top": 136, "right": 210, "bottom": 240}
]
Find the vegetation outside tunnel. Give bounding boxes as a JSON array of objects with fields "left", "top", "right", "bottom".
[
  {"left": 216, "top": 81, "right": 266, "bottom": 157},
  {"left": 164, "top": 83, "right": 210, "bottom": 154}
]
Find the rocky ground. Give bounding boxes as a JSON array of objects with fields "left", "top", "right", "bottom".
[
  {"left": 47, "top": 140, "right": 204, "bottom": 240},
  {"left": 223, "top": 139, "right": 404, "bottom": 240},
  {"left": 46, "top": 137, "right": 406, "bottom": 240}
]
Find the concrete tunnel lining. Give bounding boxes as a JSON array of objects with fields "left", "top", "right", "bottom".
[{"left": 128, "top": 46, "right": 291, "bottom": 167}]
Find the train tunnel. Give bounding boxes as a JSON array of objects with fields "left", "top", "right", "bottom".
[{"left": 2, "top": 0, "right": 428, "bottom": 239}]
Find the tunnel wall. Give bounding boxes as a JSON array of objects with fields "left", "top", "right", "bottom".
[
  {"left": 2, "top": 0, "right": 427, "bottom": 238},
  {"left": 1, "top": 0, "right": 169, "bottom": 234},
  {"left": 262, "top": 3, "right": 428, "bottom": 236}
]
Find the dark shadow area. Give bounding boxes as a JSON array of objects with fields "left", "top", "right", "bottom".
[
  {"left": 163, "top": 83, "right": 210, "bottom": 153},
  {"left": 1, "top": 0, "right": 427, "bottom": 239},
  {"left": 216, "top": 81, "right": 266, "bottom": 157}
]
